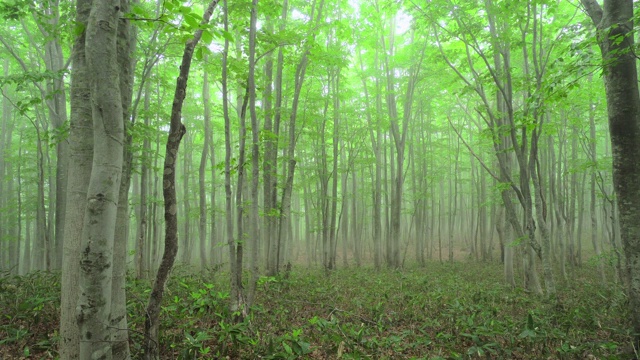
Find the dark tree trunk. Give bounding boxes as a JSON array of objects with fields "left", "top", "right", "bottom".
[
  {"left": 581, "top": 0, "right": 640, "bottom": 350},
  {"left": 142, "top": 2, "right": 219, "bottom": 358}
]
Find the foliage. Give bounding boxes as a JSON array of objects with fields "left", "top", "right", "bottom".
[
  {"left": 0, "top": 262, "right": 632, "bottom": 359},
  {"left": 0, "top": 271, "right": 60, "bottom": 358}
]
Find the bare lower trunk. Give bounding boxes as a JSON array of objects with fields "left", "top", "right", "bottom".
[
  {"left": 581, "top": 0, "right": 640, "bottom": 349},
  {"left": 142, "top": 3, "right": 219, "bottom": 358},
  {"left": 247, "top": 0, "right": 260, "bottom": 306},
  {"left": 77, "top": 2, "right": 124, "bottom": 358},
  {"left": 221, "top": 0, "right": 245, "bottom": 320},
  {"left": 199, "top": 55, "right": 211, "bottom": 270},
  {"left": 531, "top": 150, "right": 556, "bottom": 296},
  {"left": 112, "top": 1, "right": 134, "bottom": 357},
  {"left": 135, "top": 84, "right": 151, "bottom": 279},
  {"left": 58, "top": 2, "right": 93, "bottom": 340}
]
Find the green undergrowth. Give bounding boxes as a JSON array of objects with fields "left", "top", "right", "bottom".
[{"left": 0, "top": 262, "right": 634, "bottom": 359}]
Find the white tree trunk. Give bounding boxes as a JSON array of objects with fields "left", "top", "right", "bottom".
[
  {"left": 59, "top": 0, "right": 92, "bottom": 358},
  {"left": 76, "top": 1, "right": 124, "bottom": 358}
]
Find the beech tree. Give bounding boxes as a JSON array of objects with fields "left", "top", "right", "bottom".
[
  {"left": 142, "top": 1, "right": 220, "bottom": 358},
  {"left": 1, "top": 0, "right": 636, "bottom": 355},
  {"left": 580, "top": 0, "right": 640, "bottom": 349},
  {"left": 75, "top": 0, "right": 127, "bottom": 358}
]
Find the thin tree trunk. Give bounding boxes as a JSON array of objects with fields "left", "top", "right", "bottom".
[
  {"left": 587, "top": 95, "right": 606, "bottom": 283},
  {"left": 247, "top": 0, "right": 260, "bottom": 307},
  {"left": 262, "top": 18, "right": 276, "bottom": 276},
  {"left": 221, "top": 0, "right": 246, "bottom": 320},
  {"left": 352, "top": 166, "right": 360, "bottom": 267},
  {"left": 0, "top": 59, "right": 9, "bottom": 273},
  {"left": 112, "top": 1, "right": 135, "bottom": 357},
  {"left": 265, "top": 0, "right": 288, "bottom": 275},
  {"left": 16, "top": 132, "right": 23, "bottom": 275},
  {"left": 278, "top": 0, "right": 325, "bottom": 272},
  {"left": 357, "top": 48, "right": 382, "bottom": 270},
  {"left": 181, "top": 138, "right": 192, "bottom": 264},
  {"left": 329, "top": 69, "right": 340, "bottom": 270},
  {"left": 35, "top": 118, "right": 49, "bottom": 271},
  {"left": 143, "top": 3, "right": 219, "bottom": 358},
  {"left": 339, "top": 138, "right": 350, "bottom": 268},
  {"left": 199, "top": 54, "right": 211, "bottom": 270},
  {"left": 135, "top": 83, "right": 151, "bottom": 279},
  {"left": 530, "top": 128, "right": 556, "bottom": 296}
]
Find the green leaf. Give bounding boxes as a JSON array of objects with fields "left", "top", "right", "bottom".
[
  {"left": 201, "top": 29, "right": 213, "bottom": 45},
  {"left": 282, "top": 341, "right": 293, "bottom": 354},
  {"left": 185, "top": 332, "right": 196, "bottom": 344},
  {"left": 184, "top": 13, "right": 201, "bottom": 29},
  {"left": 164, "top": 0, "right": 176, "bottom": 11},
  {"left": 221, "top": 30, "right": 234, "bottom": 42}
]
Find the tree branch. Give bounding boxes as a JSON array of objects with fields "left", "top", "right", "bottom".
[{"left": 580, "top": 0, "right": 603, "bottom": 25}]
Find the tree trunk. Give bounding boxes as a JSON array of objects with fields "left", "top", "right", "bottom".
[
  {"left": 59, "top": 1, "right": 92, "bottom": 358},
  {"left": 329, "top": 69, "right": 340, "bottom": 270},
  {"left": 136, "top": 82, "right": 151, "bottom": 279},
  {"left": 221, "top": 0, "right": 246, "bottom": 320},
  {"left": 357, "top": 48, "right": 382, "bottom": 270},
  {"left": 76, "top": 1, "right": 125, "bottom": 358},
  {"left": 16, "top": 132, "right": 23, "bottom": 275},
  {"left": 278, "top": 0, "right": 325, "bottom": 272},
  {"left": 0, "top": 59, "right": 9, "bottom": 273},
  {"left": 247, "top": 0, "right": 260, "bottom": 307},
  {"left": 530, "top": 128, "right": 556, "bottom": 296},
  {"left": 143, "top": 2, "right": 219, "bottom": 358},
  {"left": 340, "top": 139, "right": 349, "bottom": 268},
  {"left": 581, "top": 0, "right": 640, "bottom": 348},
  {"left": 199, "top": 55, "right": 211, "bottom": 269},
  {"left": 351, "top": 166, "right": 360, "bottom": 267},
  {"left": 262, "top": 17, "right": 276, "bottom": 277},
  {"left": 35, "top": 117, "right": 49, "bottom": 271},
  {"left": 587, "top": 96, "right": 606, "bottom": 283},
  {"left": 41, "top": 1, "right": 70, "bottom": 270},
  {"left": 181, "top": 138, "right": 192, "bottom": 264},
  {"left": 265, "top": 0, "right": 287, "bottom": 276},
  {"left": 112, "top": 1, "right": 135, "bottom": 356}
]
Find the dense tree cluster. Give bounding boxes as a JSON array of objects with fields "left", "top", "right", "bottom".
[{"left": 0, "top": 0, "right": 639, "bottom": 357}]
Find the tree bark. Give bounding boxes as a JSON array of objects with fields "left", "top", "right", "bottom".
[
  {"left": 587, "top": 96, "right": 606, "bottom": 282},
  {"left": 247, "top": 0, "right": 260, "bottom": 307},
  {"left": 76, "top": 1, "right": 125, "bottom": 358},
  {"left": 111, "top": 0, "right": 135, "bottom": 357},
  {"left": 142, "top": 2, "right": 219, "bottom": 358},
  {"left": 221, "top": 0, "right": 245, "bottom": 320},
  {"left": 278, "top": 0, "right": 324, "bottom": 271},
  {"left": 199, "top": 54, "right": 211, "bottom": 270},
  {"left": 136, "top": 83, "right": 151, "bottom": 279},
  {"left": 0, "top": 60, "right": 10, "bottom": 273},
  {"left": 357, "top": 48, "right": 381, "bottom": 269},
  {"left": 181, "top": 138, "right": 192, "bottom": 264},
  {"left": 39, "top": 0, "right": 70, "bottom": 270},
  {"left": 329, "top": 69, "right": 340, "bottom": 270},
  {"left": 581, "top": 0, "right": 640, "bottom": 349},
  {"left": 58, "top": 0, "right": 92, "bottom": 358}
]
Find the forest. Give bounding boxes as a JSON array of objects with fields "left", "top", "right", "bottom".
[{"left": 1, "top": 0, "right": 639, "bottom": 359}]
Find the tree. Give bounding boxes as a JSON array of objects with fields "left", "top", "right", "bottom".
[
  {"left": 142, "top": 1, "right": 220, "bottom": 358},
  {"left": 199, "top": 53, "right": 211, "bottom": 270},
  {"left": 580, "top": 0, "right": 640, "bottom": 350},
  {"left": 75, "top": 0, "right": 126, "bottom": 357},
  {"left": 59, "top": 0, "right": 91, "bottom": 355},
  {"left": 247, "top": 0, "right": 260, "bottom": 305}
]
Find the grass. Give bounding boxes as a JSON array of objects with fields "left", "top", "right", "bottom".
[{"left": 0, "top": 261, "right": 633, "bottom": 359}]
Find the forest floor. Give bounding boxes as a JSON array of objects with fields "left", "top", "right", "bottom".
[{"left": 0, "top": 261, "right": 633, "bottom": 359}]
